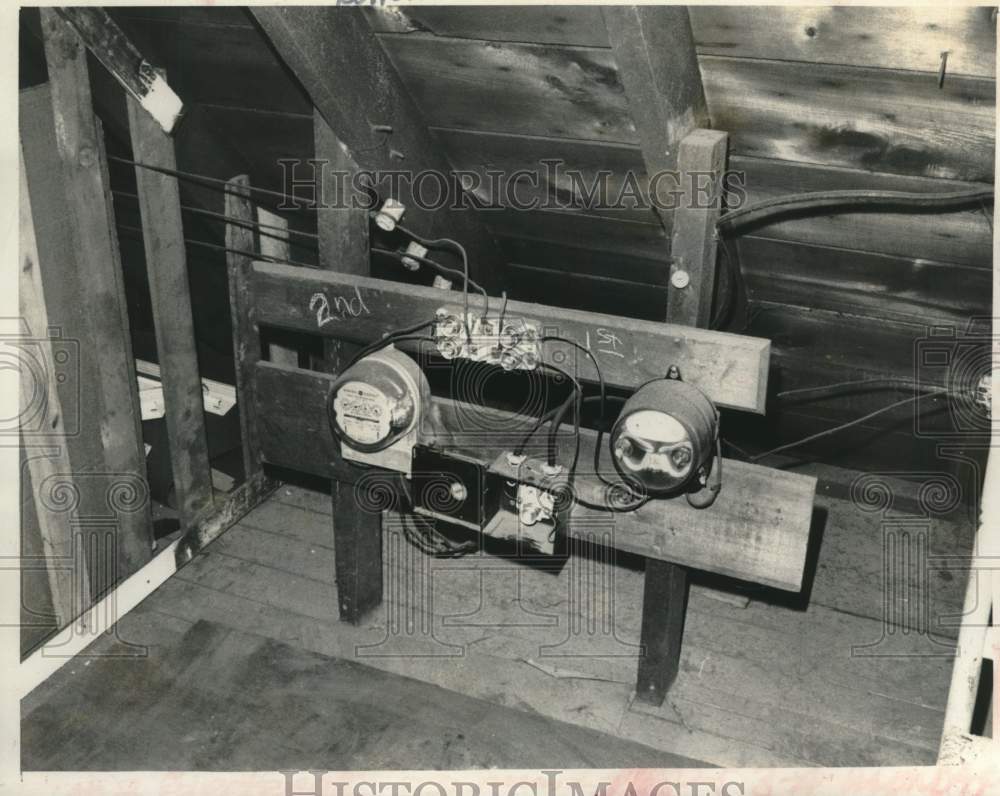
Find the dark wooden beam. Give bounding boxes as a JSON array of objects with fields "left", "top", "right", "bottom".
[
  {"left": 54, "top": 7, "right": 183, "bottom": 133},
  {"left": 635, "top": 560, "right": 689, "bottom": 705},
  {"left": 636, "top": 127, "right": 730, "bottom": 706},
  {"left": 40, "top": 9, "right": 153, "bottom": 583},
  {"left": 127, "top": 92, "right": 214, "bottom": 528},
  {"left": 248, "top": 262, "right": 770, "bottom": 413},
  {"left": 251, "top": 362, "right": 815, "bottom": 592},
  {"left": 250, "top": 6, "right": 505, "bottom": 288},
  {"left": 313, "top": 108, "right": 384, "bottom": 624},
  {"left": 668, "top": 131, "right": 729, "bottom": 330},
  {"left": 602, "top": 5, "right": 709, "bottom": 177},
  {"left": 225, "top": 176, "right": 264, "bottom": 483}
]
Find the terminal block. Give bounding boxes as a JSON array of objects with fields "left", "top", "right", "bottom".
[{"left": 433, "top": 307, "right": 540, "bottom": 371}]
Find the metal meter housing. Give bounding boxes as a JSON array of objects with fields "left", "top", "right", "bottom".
[{"left": 329, "top": 346, "right": 430, "bottom": 475}]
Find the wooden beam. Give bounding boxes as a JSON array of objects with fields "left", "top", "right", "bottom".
[
  {"left": 251, "top": 362, "right": 815, "bottom": 592},
  {"left": 127, "top": 91, "right": 214, "bottom": 528},
  {"left": 315, "top": 109, "right": 369, "bottom": 278},
  {"left": 176, "top": 469, "right": 280, "bottom": 563},
  {"left": 19, "top": 144, "right": 90, "bottom": 628},
  {"left": 225, "top": 176, "right": 265, "bottom": 483},
  {"left": 54, "top": 7, "right": 183, "bottom": 133},
  {"left": 40, "top": 9, "right": 153, "bottom": 582},
  {"left": 668, "top": 130, "right": 729, "bottom": 327},
  {"left": 603, "top": 6, "right": 708, "bottom": 177},
  {"left": 249, "top": 262, "right": 770, "bottom": 413},
  {"left": 255, "top": 205, "right": 299, "bottom": 368},
  {"left": 635, "top": 560, "right": 688, "bottom": 704},
  {"left": 313, "top": 109, "right": 384, "bottom": 624},
  {"left": 250, "top": 6, "right": 505, "bottom": 287}
]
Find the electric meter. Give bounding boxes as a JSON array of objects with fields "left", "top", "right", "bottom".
[
  {"left": 609, "top": 377, "right": 718, "bottom": 497},
  {"left": 328, "top": 345, "right": 430, "bottom": 475}
]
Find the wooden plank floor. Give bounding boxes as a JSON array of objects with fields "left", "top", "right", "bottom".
[
  {"left": 23, "top": 619, "right": 703, "bottom": 770},
  {"left": 24, "top": 463, "right": 973, "bottom": 768}
]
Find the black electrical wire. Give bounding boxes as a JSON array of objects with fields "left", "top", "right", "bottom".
[
  {"left": 340, "top": 324, "right": 437, "bottom": 373},
  {"left": 541, "top": 336, "right": 606, "bottom": 422},
  {"left": 112, "top": 189, "right": 320, "bottom": 243},
  {"left": 733, "top": 389, "right": 948, "bottom": 463},
  {"left": 371, "top": 247, "right": 489, "bottom": 316},
  {"left": 776, "top": 377, "right": 943, "bottom": 401},
  {"left": 394, "top": 223, "right": 475, "bottom": 345},
  {"left": 717, "top": 187, "right": 995, "bottom": 233},
  {"left": 510, "top": 362, "right": 582, "bottom": 464},
  {"left": 116, "top": 223, "right": 320, "bottom": 269},
  {"left": 109, "top": 154, "right": 296, "bottom": 204}
]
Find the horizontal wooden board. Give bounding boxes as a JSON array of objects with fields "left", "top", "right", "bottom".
[
  {"left": 739, "top": 236, "right": 991, "bottom": 326},
  {"left": 249, "top": 261, "right": 770, "bottom": 412},
  {"left": 691, "top": 6, "right": 996, "bottom": 78},
  {"left": 499, "top": 236, "right": 666, "bottom": 285},
  {"left": 367, "top": 5, "right": 610, "bottom": 47},
  {"left": 377, "top": 33, "right": 637, "bottom": 144},
  {"left": 505, "top": 262, "right": 667, "bottom": 321},
  {"left": 488, "top": 209, "right": 667, "bottom": 262},
  {"left": 253, "top": 363, "right": 815, "bottom": 591},
  {"left": 432, "top": 126, "right": 660, "bottom": 226},
  {"left": 378, "top": 33, "right": 993, "bottom": 179},
  {"left": 703, "top": 55, "right": 995, "bottom": 181}
]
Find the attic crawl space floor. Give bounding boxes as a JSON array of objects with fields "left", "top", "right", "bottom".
[{"left": 22, "top": 463, "right": 974, "bottom": 769}]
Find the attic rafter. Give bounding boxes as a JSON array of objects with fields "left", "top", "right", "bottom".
[
  {"left": 250, "top": 6, "right": 504, "bottom": 288},
  {"left": 602, "top": 5, "right": 709, "bottom": 178}
]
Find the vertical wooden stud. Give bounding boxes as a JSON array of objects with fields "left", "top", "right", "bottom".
[
  {"left": 635, "top": 130, "right": 729, "bottom": 706},
  {"left": 19, "top": 144, "right": 91, "bottom": 627},
  {"left": 41, "top": 9, "right": 153, "bottom": 582},
  {"left": 667, "top": 130, "right": 729, "bottom": 328},
  {"left": 126, "top": 91, "right": 213, "bottom": 527},
  {"left": 225, "top": 176, "right": 264, "bottom": 484},
  {"left": 315, "top": 109, "right": 383, "bottom": 623}
]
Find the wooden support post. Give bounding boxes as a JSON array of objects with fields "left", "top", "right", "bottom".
[
  {"left": 331, "top": 480, "right": 384, "bottom": 625},
  {"left": 225, "top": 176, "right": 264, "bottom": 483},
  {"left": 635, "top": 131, "right": 730, "bottom": 706},
  {"left": 315, "top": 110, "right": 370, "bottom": 278},
  {"left": 635, "top": 560, "right": 688, "bottom": 705},
  {"left": 19, "top": 144, "right": 90, "bottom": 627},
  {"left": 126, "top": 90, "right": 213, "bottom": 528},
  {"left": 313, "top": 109, "right": 383, "bottom": 624},
  {"left": 605, "top": 5, "right": 730, "bottom": 705},
  {"left": 314, "top": 109, "right": 370, "bottom": 373},
  {"left": 668, "top": 130, "right": 729, "bottom": 327},
  {"left": 40, "top": 10, "right": 153, "bottom": 584}
]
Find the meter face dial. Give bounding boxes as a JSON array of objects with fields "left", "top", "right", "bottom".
[
  {"left": 613, "top": 409, "right": 694, "bottom": 489},
  {"left": 333, "top": 380, "right": 393, "bottom": 446}
]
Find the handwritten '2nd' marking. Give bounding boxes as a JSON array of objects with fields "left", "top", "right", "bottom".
[{"left": 309, "top": 287, "right": 371, "bottom": 328}]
